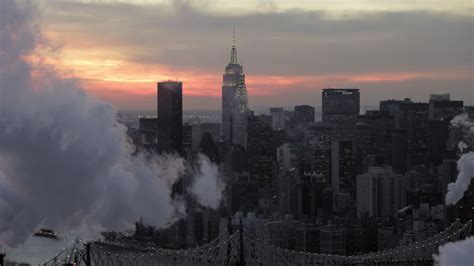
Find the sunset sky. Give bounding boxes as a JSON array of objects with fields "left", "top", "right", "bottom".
[{"left": 37, "top": 0, "right": 473, "bottom": 110}]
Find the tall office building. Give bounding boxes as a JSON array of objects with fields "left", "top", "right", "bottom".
[
  {"left": 322, "top": 89, "right": 360, "bottom": 118},
  {"left": 138, "top": 117, "right": 158, "bottom": 146},
  {"left": 304, "top": 122, "right": 332, "bottom": 179},
  {"left": 355, "top": 110, "right": 395, "bottom": 172},
  {"left": 389, "top": 129, "right": 407, "bottom": 174},
  {"left": 319, "top": 225, "right": 346, "bottom": 255},
  {"left": 294, "top": 105, "right": 315, "bottom": 127},
  {"left": 200, "top": 123, "right": 221, "bottom": 145},
  {"left": 380, "top": 98, "right": 412, "bottom": 128},
  {"left": 399, "top": 102, "right": 429, "bottom": 169},
  {"left": 222, "top": 33, "right": 249, "bottom": 147},
  {"left": 438, "top": 152, "right": 458, "bottom": 196},
  {"left": 322, "top": 89, "right": 360, "bottom": 139},
  {"left": 157, "top": 81, "right": 183, "bottom": 154},
  {"left": 270, "top": 107, "right": 286, "bottom": 130},
  {"left": 356, "top": 166, "right": 406, "bottom": 219},
  {"left": 427, "top": 94, "right": 463, "bottom": 165},
  {"left": 331, "top": 140, "right": 355, "bottom": 194},
  {"left": 183, "top": 123, "right": 193, "bottom": 152},
  {"left": 247, "top": 114, "right": 274, "bottom": 187},
  {"left": 428, "top": 94, "right": 463, "bottom": 121}
]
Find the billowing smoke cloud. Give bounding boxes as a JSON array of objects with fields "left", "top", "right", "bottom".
[
  {"left": 0, "top": 0, "right": 222, "bottom": 247},
  {"left": 188, "top": 154, "right": 225, "bottom": 209},
  {"left": 445, "top": 113, "right": 474, "bottom": 205},
  {"left": 434, "top": 236, "right": 474, "bottom": 266},
  {"left": 445, "top": 152, "right": 474, "bottom": 205},
  {"left": 451, "top": 113, "right": 474, "bottom": 135}
]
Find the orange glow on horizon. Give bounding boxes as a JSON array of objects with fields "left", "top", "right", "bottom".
[{"left": 32, "top": 36, "right": 471, "bottom": 108}]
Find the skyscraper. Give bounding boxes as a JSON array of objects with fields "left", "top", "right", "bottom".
[
  {"left": 331, "top": 140, "right": 355, "bottom": 194},
  {"left": 157, "top": 81, "right": 183, "bottom": 154},
  {"left": 322, "top": 88, "right": 360, "bottom": 139},
  {"left": 322, "top": 89, "right": 360, "bottom": 119},
  {"left": 380, "top": 98, "right": 412, "bottom": 128},
  {"left": 428, "top": 94, "right": 463, "bottom": 121},
  {"left": 399, "top": 102, "right": 429, "bottom": 169},
  {"left": 270, "top": 107, "right": 285, "bottom": 130},
  {"left": 294, "top": 105, "right": 315, "bottom": 127},
  {"left": 354, "top": 110, "right": 395, "bottom": 172},
  {"left": 356, "top": 166, "right": 406, "bottom": 219},
  {"left": 222, "top": 32, "right": 249, "bottom": 148},
  {"left": 247, "top": 113, "right": 274, "bottom": 187}
]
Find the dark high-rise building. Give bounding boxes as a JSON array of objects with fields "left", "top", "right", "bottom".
[
  {"left": 429, "top": 120, "right": 449, "bottom": 165},
  {"left": 389, "top": 129, "right": 407, "bottom": 174},
  {"left": 322, "top": 88, "right": 360, "bottom": 117},
  {"left": 303, "top": 122, "right": 332, "bottom": 179},
  {"left": 270, "top": 107, "right": 286, "bottom": 130},
  {"left": 294, "top": 105, "right": 315, "bottom": 127},
  {"left": 427, "top": 94, "right": 463, "bottom": 165},
  {"left": 331, "top": 140, "right": 355, "bottom": 194},
  {"left": 380, "top": 98, "right": 412, "bottom": 128},
  {"left": 247, "top": 114, "right": 274, "bottom": 187},
  {"left": 438, "top": 151, "right": 457, "bottom": 196},
  {"left": 138, "top": 117, "right": 158, "bottom": 146},
  {"left": 322, "top": 89, "right": 360, "bottom": 139},
  {"left": 157, "top": 81, "right": 183, "bottom": 154},
  {"left": 139, "top": 117, "right": 158, "bottom": 131},
  {"left": 200, "top": 122, "right": 221, "bottom": 145},
  {"left": 223, "top": 146, "right": 247, "bottom": 176},
  {"left": 428, "top": 94, "right": 463, "bottom": 121},
  {"left": 356, "top": 166, "right": 406, "bottom": 219},
  {"left": 183, "top": 123, "right": 193, "bottom": 152},
  {"left": 222, "top": 34, "right": 249, "bottom": 147},
  {"left": 319, "top": 225, "right": 346, "bottom": 255},
  {"left": 399, "top": 102, "right": 429, "bottom": 169},
  {"left": 355, "top": 111, "right": 394, "bottom": 172},
  {"left": 199, "top": 132, "right": 220, "bottom": 164}
]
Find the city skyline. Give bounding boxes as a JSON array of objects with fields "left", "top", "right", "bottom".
[
  {"left": 1, "top": 1, "right": 474, "bottom": 264},
  {"left": 37, "top": 0, "right": 472, "bottom": 110}
]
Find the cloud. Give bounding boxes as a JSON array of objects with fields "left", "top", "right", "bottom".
[
  {"left": 35, "top": 0, "right": 473, "bottom": 109},
  {"left": 41, "top": 1, "right": 473, "bottom": 76}
]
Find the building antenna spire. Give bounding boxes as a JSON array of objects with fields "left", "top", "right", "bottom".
[
  {"left": 230, "top": 27, "right": 238, "bottom": 64},
  {"left": 233, "top": 27, "right": 236, "bottom": 45}
]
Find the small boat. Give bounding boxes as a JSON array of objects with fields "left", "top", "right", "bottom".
[{"left": 34, "top": 228, "right": 58, "bottom": 239}]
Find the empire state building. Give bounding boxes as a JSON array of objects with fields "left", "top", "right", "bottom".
[{"left": 221, "top": 34, "right": 249, "bottom": 148}]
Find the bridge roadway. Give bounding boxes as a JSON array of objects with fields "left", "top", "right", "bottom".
[{"left": 42, "top": 219, "right": 472, "bottom": 266}]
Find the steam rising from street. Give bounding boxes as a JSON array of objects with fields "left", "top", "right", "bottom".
[
  {"left": 434, "top": 236, "right": 474, "bottom": 266},
  {"left": 0, "top": 0, "right": 223, "bottom": 247},
  {"left": 188, "top": 154, "right": 225, "bottom": 209},
  {"left": 445, "top": 113, "right": 474, "bottom": 205}
]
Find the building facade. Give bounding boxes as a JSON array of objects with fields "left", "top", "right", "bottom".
[
  {"left": 247, "top": 114, "right": 274, "bottom": 187},
  {"left": 222, "top": 37, "right": 249, "bottom": 148},
  {"left": 399, "top": 102, "right": 429, "bottom": 169},
  {"left": 157, "top": 81, "right": 183, "bottom": 154},
  {"left": 294, "top": 105, "right": 315, "bottom": 127},
  {"left": 322, "top": 88, "right": 360, "bottom": 140}
]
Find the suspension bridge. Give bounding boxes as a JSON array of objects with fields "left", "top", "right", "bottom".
[{"left": 39, "top": 219, "right": 471, "bottom": 265}]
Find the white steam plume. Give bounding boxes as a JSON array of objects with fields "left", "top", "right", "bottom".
[
  {"left": 434, "top": 236, "right": 474, "bottom": 266},
  {"left": 445, "top": 113, "right": 474, "bottom": 205},
  {"left": 451, "top": 113, "right": 474, "bottom": 135},
  {"left": 188, "top": 154, "right": 225, "bottom": 209},
  {"left": 445, "top": 152, "right": 474, "bottom": 205},
  {"left": 0, "top": 0, "right": 222, "bottom": 247}
]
